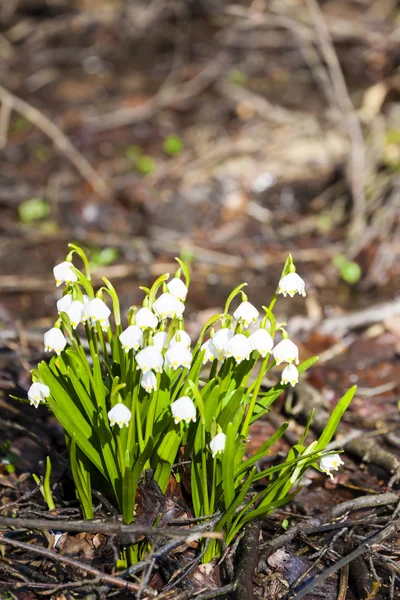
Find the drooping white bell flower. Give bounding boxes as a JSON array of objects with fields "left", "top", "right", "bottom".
[
  {"left": 108, "top": 403, "right": 132, "bottom": 428},
  {"left": 281, "top": 364, "right": 299, "bottom": 387},
  {"left": 153, "top": 293, "right": 181, "bottom": 319},
  {"left": 165, "top": 342, "right": 192, "bottom": 370},
  {"left": 135, "top": 346, "right": 164, "bottom": 374},
  {"left": 201, "top": 339, "right": 219, "bottom": 364},
  {"left": 233, "top": 301, "right": 259, "bottom": 327},
  {"left": 170, "top": 330, "right": 191, "bottom": 349},
  {"left": 210, "top": 432, "right": 226, "bottom": 458},
  {"left": 278, "top": 273, "right": 306, "bottom": 298},
  {"left": 81, "top": 295, "right": 91, "bottom": 322},
  {"left": 167, "top": 278, "right": 188, "bottom": 302},
  {"left": 65, "top": 300, "right": 84, "bottom": 329},
  {"left": 319, "top": 454, "right": 344, "bottom": 480},
  {"left": 53, "top": 261, "right": 78, "bottom": 287},
  {"left": 171, "top": 396, "right": 196, "bottom": 424},
  {"left": 141, "top": 371, "right": 157, "bottom": 393},
  {"left": 57, "top": 294, "right": 73, "bottom": 314},
  {"left": 86, "top": 298, "right": 111, "bottom": 328},
  {"left": 225, "top": 333, "right": 252, "bottom": 364},
  {"left": 153, "top": 331, "right": 168, "bottom": 351},
  {"left": 44, "top": 327, "right": 67, "bottom": 355},
  {"left": 249, "top": 329, "right": 274, "bottom": 357},
  {"left": 212, "top": 328, "right": 234, "bottom": 356},
  {"left": 135, "top": 307, "right": 158, "bottom": 331},
  {"left": 119, "top": 325, "right": 143, "bottom": 352},
  {"left": 28, "top": 382, "right": 50, "bottom": 408},
  {"left": 272, "top": 339, "right": 299, "bottom": 365}
]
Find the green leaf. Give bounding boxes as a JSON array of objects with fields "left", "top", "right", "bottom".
[
  {"left": 316, "top": 386, "right": 356, "bottom": 451},
  {"left": 235, "top": 423, "right": 289, "bottom": 479},
  {"left": 222, "top": 422, "right": 236, "bottom": 511}
]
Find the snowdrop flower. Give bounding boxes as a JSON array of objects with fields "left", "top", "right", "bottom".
[
  {"left": 81, "top": 295, "right": 91, "bottom": 322},
  {"left": 281, "top": 364, "right": 299, "bottom": 387},
  {"left": 153, "top": 293, "right": 179, "bottom": 319},
  {"left": 225, "top": 334, "right": 252, "bottom": 363},
  {"left": 65, "top": 300, "right": 84, "bottom": 329},
  {"left": 165, "top": 342, "right": 192, "bottom": 370},
  {"left": 86, "top": 298, "right": 111, "bottom": 328},
  {"left": 57, "top": 294, "right": 73, "bottom": 314},
  {"left": 135, "top": 307, "right": 158, "bottom": 330},
  {"left": 28, "top": 382, "right": 50, "bottom": 408},
  {"left": 44, "top": 328, "right": 67, "bottom": 355},
  {"left": 136, "top": 346, "right": 163, "bottom": 374},
  {"left": 167, "top": 278, "right": 188, "bottom": 302},
  {"left": 170, "top": 330, "right": 191, "bottom": 349},
  {"left": 201, "top": 339, "right": 219, "bottom": 364},
  {"left": 210, "top": 432, "right": 226, "bottom": 458},
  {"left": 171, "top": 396, "right": 196, "bottom": 424},
  {"left": 278, "top": 273, "right": 306, "bottom": 298},
  {"left": 108, "top": 403, "right": 132, "bottom": 428},
  {"left": 233, "top": 301, "right": 259, "bottom": 327},
  {"left": 119, "top": 325, "right": 143, "bottom": 352},
  {"left": 141, "top": 371, "right": 157, "bottom": 393},
  {"left": 272, "top": 339, "right": 299, "bottom": 365},
  {"left": 249, "top": 329, "right": 274, "bottom": 357},
  {"left": 153, "top": 331, "right": 168, "bottom": 351},
  {"left": 53, "top": 261, "right": 78, "bottom": 287},
  {"left": 212, "top": 328, "right": 234, "bottom": 356},
  {"left": 319, "top": 454, "right": 344, "bottom": 480}
]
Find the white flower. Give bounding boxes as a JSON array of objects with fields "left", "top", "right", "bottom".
[
  {"left": 272, "top": 339, "right": 299, "bottom": 365},
  {"left": 233, "top": 301, "right": 259, "bottom": 327},
  {"left": 201, "top": 339, "right": 219, "bottom": 364},
  {"left": 57, "top": 294, "right": 73, "bottom": 314},
  {"left": 81, "top": 295, "right": 91, "bottom": 322},
  {"left": 141, "top": 371, "right": 157, "bottom": 393},
  {"left": 153, "top": 293, "right": 182, "bottom": 319},
  {"left": 249, "top": 329, "right": 274, "bottom": 357},
  {"left": 28, "top": 382, "right": 50, "bottom": 408},
  {"left": 86, "top": 298, "right": 111, "bottom": 327},
  {"left": 65, "top": 300, "right": 84, "bottom": 329},
  {"left": 119, "top": 325, "right": 143, "bottom": 352},
  {"left": 167, "top": 278, "right": 188, "bottom": 301},
  {"left": 44, "top": 328, "right": 67, "bottom": 355},
  {"left": 153, "top": 331, "right": 168, "bottom": 351},
  {"left": 165, "top": 342, "right": 192, "bottom": 370},
  {"left": 135, "top": 307, "right": 158, "bottom": 330},
  {"left": 108, "top": 403, "right": 132, "bottom": 428},
  {"left": 225, "top": 333, "right": 252, "bottom": 363},
  {"left": 53, "top": 261, "right": 78, "bottom": 287},
  {"left": 278, "top": 273, "right": 306, "bottom": 298},
  {"left": 281, "top": 364, "right": 299, "bottom": 387},
  {"left": 212, "top": 328, "right": 234, "bottom": 355},
  {"left": 319, "top": 454, "right": 344, "bottom": 480},
  {"left": 171, "top": 396, "right": 196, "bottom": 424},
  {"left": 210, "top": 432, "right": 226, "bottom": 458},
  {"left": 136, "top": 346, "right": 164, "bottom": 373},
  {"left": 170, "top": 330, "right": 191, "bottom": 349}
]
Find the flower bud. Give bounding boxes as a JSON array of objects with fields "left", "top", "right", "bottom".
[
  {"left": 167, "top": 278, "right": 188, "bottom": 302},
  {"left": 225, "top": 333, "right": 252, "bottom": 363},
  {"left": 108, "top": 403, "right": 132, "bottom": 428},
  {"left": 135, "top": 307, "right": 158, "bottom": 330},
  {"left": 281, "top": 364, "right": 299, "bottom": 387},
  {"left": 233, "top": 301, "right": 259, "bottom": 327},
  {"left": 141, "top": 371, "right": 157, "bottom": 393},
  {"left": 119, "top": 325, "right": 143, "bottom": 352},
  {"left": 171, "top": 396, "right": 196, "bottom": 424},
  {"left": 165, "top": 342, "right": 192, "bottom": 370},
  {"left": 53, "top": 261, "right": 78, "bottom": 287},
  {"left": 44, "top": 328, "right": 67, "bottom": 355},
  {"left": 136, "top": 346, "right": 164, "bottom": 373},
  {"left": 28, "top": 382, "right": 50, "bottom": 408},
  {"left": 210, "top": 432, "right": 226, "bottom": 458},
  {"left": 249, "top": 329, "right": 274, "bottom": 357},
  {"left": 278, "top": 273, "right": 306, "bottom": 298},
  {"left": 319, "top": 454, "right": 344, "bottom": 480},
  {"left": 272, "top": 339, "right": 299, "bottom": 365}
]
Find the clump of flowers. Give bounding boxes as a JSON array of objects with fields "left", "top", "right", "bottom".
[{"left": 20, "top": 245, "right": 355, "bottom": 565}]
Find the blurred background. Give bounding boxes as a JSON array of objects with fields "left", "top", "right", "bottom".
[{"left": 0, "top": 1, "right": 399, "bottom": 455}]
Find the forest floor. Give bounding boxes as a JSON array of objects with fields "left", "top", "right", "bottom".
[{"left": 0, "top": 1, "right": 400, "bottom": 598}]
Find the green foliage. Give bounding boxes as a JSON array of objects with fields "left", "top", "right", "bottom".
[
  {"left": 163, "top": 135, "right": 183, "bottom": 156},
  {"left": 333, "top": 254, "right": 362, "bottom": 284},
  {"left": 19, "top": 198, "right": 50, "bottom": 223}
]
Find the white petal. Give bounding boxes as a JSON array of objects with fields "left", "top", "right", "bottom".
[
  {"left": 167, "top": 278, "right": 188, "bottom": 301},
  {"left": 108, "top": 403, "right": 132, "bottom": 428},
  {"left": 278, "top": 273, "right": 306, "bottom": 298},
  {"left": 171, "top": 396, "right": 196, "bottom": 424},
  {"left": 210, "top": 432, "right": 226, "bottom": 457}
]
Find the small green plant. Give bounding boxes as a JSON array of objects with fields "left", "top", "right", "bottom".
[
  {"left": 163, "top": 135, "right": 183, "bottom": 156},
  {"left": 333, "top": 254, "right": 362, "bottom": 284},
  {"left": 18, "top": 245, "right": 355, "bottom": 565},
  {"left": 19, "top": 198, "right": 50, "bottom": 224}
]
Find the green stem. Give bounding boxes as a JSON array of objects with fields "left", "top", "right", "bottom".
[{"left": 241, "top": 354, "right": 271, "bottom": 436}]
